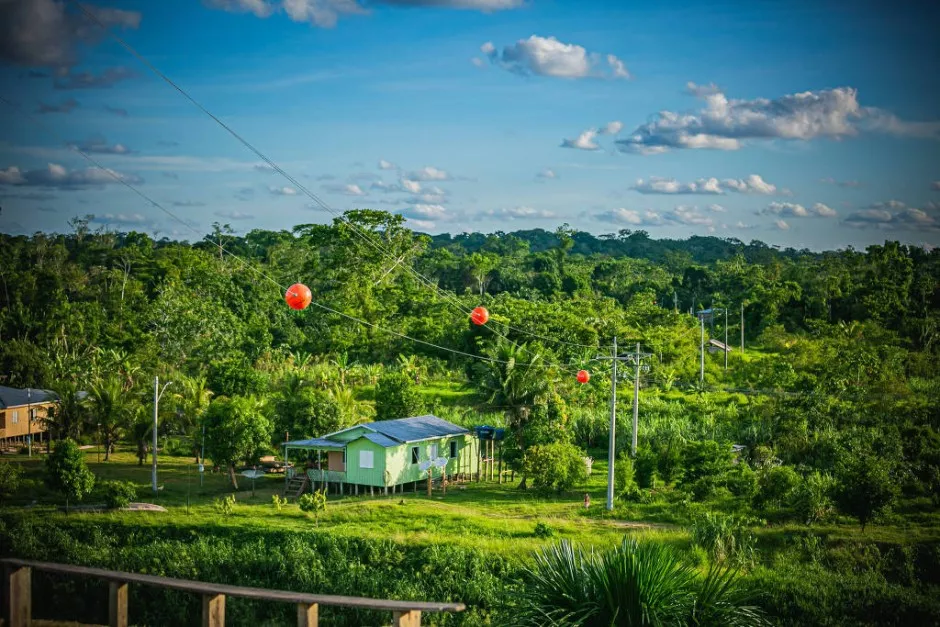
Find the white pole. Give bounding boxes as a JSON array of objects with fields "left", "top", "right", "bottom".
[
  {"left": 26, "top": 388, "right": 32, "bottom": 458},
  {"left": 632, "top": 343, "right": 640, "bottom": 457},
  {"left": 152, "top": 376, "right": 159, "bottom": 494},
  {"left": 606, "top": 336, "right": 617, "bottom": 511},
  {"left": 700, "top": 315, "right": 705, "bottom": 384}
]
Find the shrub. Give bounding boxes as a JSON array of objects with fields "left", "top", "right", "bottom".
[
  {"left": 755, "top": 465, "right": 801, "bottom": 510},
  {"left": 271, "top": 495, "right": 287, "bottom": 511},
  {"left": 793, "top": 471, "right": 835, "bottom": 524},
  {"left": 634, "top": 447, "right": 657, "bottom": 489},
  {"left": 374, "top": 371, "right": 422, "bottom": 422},
  {"left": 213, "top": 494, "right": 235, "bottom": 516},
  {"left": 681, "top": 440, "right": 735, "bottom": 500},
  {"left": 690, "top": 511, "right": 758, "bottom": 566},
  {"left": 102, "top": 480, "right": 137, "bottom": 510},
  {"left": 299, "top": 490, "right": 327, "bottom": 526},
  {"left": 44, "top": 438, "right": 95, "bottom": 512},
  {"left": 518, "top": 538, "right": 767, "bottom": 626},
  {"left": 727, "top": 462, "right": 759, "bottom": 501},
  {"left": 523, "top": 442, "right": 588, "bottom": 494},
  {"left": 533, "top": 522, "right": 555, "bottom": 538},
  {"left": 0, "top": 462, "right": 23, "bottom": 505},
  {"left": 613, "top": 452, "right": 638, "bottom": 499},
  {"left": 835, "top": 454, "right": 899, "bottom": 531}
]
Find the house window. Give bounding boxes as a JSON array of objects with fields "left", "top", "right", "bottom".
[
  {"left": 449, "top": 440, "right": 458, "bottom": 458},
  {"left": 430, "top": 443, "right": 439, "bottom": 460},
  {"left": 360, "top": 450, "right": 374, "bottom": 469},
  {"left": 411, "top": 447, "right": 419, "bottom": 464},
  {"left": 11, "top": 411, "right": 18, "bottom": 425}
]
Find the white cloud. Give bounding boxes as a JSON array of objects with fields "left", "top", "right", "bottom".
[
  {"left": 378, "top": 159, "right": 397, "bottom": 170},
  {"left": 812, "top": 202, "right": 837, "bottom": 217},
  {"left": 595, "top": 205, "right": 716, "bottom": 228},
  {"left": 68, "top": 136, "right": 132, "bottom": 155},
  {"left": 406, "top": 218, "right": 436, "bottom": 231},
  {"left": 281, "top": 0, "right": 369, "bottom": 28},
  {"left": 470, "top": 57, "right": 485, "bottom": 67},
  {"left": 774, "top": 219, "right": 790, "bottom": 231},
  {"left": 482, "top": 35, "right": 629, "bottom": 80},
  {"left": 214, "top": 210, "right": 256, "bottom": 220},
  {"left": 0, "top": 163, "right": 141, "bottom": 188},
  {"left": 401, "top": 179, "right": 422, "bottom": 193},
  {"left": 402, "top": 204, "right": 448, "bottom": 220},
  {"left": 536, "top": 168, "right": 557, "bottom": 180},
  {"left": 321, "top": 183, "right": 366, "bottom": 196},
  {"left": 486, "top": 206, "right": 557, "bottom": 219},
  {"left": 617, "top": 85, "right": 940, "bottom": 154},
  {"left": 205, "top": 0, "right": 274, "bottom": 18},
  {"left": 561, "top": 129, "right": 600, "bottom": 151},
  {"left": 632, "top": 175, "right": 779, "bottom": 195},
  {"left": 269, "top": 185, "right": 298, "bottom": 195},
  {"left": 409, "top": 166, "right": 450, "bottom": 181},
  {"left": 598, "top": 121, "right": 623, "bottom": 135},
  {"left": 761, "top": 201, "right": 837, "bottom": 218},
  {"left": 844, "top": 201, "right": 938, "bottom": 231},
  {"left": 707, "top": 204, "right": 725, "bottom": 213},
  {"left": 596, "top": 208, "right": 649, "bottom": 225},
  {"left": 685, "top": 81, "right": 721, "bottom": 97}
]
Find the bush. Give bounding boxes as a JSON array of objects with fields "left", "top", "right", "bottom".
[
  {"left": 690, "top": 511, "right": 758, "bottom": 567},
  {"left": 214, "top": 494, "right": 235, "bottom": 516},
  {"left": 727, "top": 462, "right": 759, "bottom": 501},
  {"left": 755, "top": 465, "right": 801, "bottom": 510},
  {"left": 44, "top": 438, "right": 95, "bottom": 512},
  {"left": 374, "top": 371, "right": 422, "bottom": 422},
  {"left": 681, "top": 440, "right": 735, "bottom": 500},
  {"left": 522, "top": 442, "right": 588, "bottom": 494},
  {"left": 614, "top": 452, "right": 638, "bottom": 499},
  {"left": 299, "top": 490, "right": 327, "bottom": 526},
  {"left": 835, "top": 454, "right": 899, "bottom": 531},
  {"left": 533, "top": 522, "right": 555, "bottom": 538},
  {"left": 271, "top": 495, "right": 287, "bottom": 511},
  {"left": 793, "top": 471, "right": 835, "bottom": 524},
  {"left": 102, "top": 480, "right": 137, "bottom": 510},
  {"left": 635, "top": 447, "right": 657, "bottom": 489},
  {"left": 0, "top": 462, "right": 23, "bottom": 505}
]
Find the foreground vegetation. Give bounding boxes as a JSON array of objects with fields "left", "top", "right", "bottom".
[{"left": 1, "top": 214, "right": 938, "bottom": 624}]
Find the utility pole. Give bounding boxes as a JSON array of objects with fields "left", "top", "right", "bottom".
[
  {"left": 153, "top": 376, "right": 174, "bottom": 495},
  {"left": 26, "top": 387, "right": 31, "bottom": 458},
  {"left": 594, "top": 337, "right": 650, "bottom": 511},
  {"left": 624, "top": 343, "right": 652, "bottom": 456},
  {"left": 698, "top": 313, "right": 705, "bottom": 384},
  {"left": 740, "top": 302, "right": 745, "bottom": 354},
  {"left": 724, "top": 307, "right": 729, "bottom": 370}
]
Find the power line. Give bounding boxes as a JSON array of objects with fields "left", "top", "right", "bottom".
[
  {"left": 0, "top": 95, "right": 571, "bottom": 373},
  {"left": 68, "top": 0, "right": 598, "bottom": 357}
]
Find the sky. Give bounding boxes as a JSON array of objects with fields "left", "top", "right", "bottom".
[{"left": 0, "top": 0, "right": 939, "bottom": 251}]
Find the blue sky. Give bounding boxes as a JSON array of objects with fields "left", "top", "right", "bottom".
[{"left": 1, "top": 0, "right": 938, "bottom": 250}]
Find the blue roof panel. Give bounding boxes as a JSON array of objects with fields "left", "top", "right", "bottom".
[
  {"left": 283, "top": 438, "right": 345, "bottom": 449},
  {"left": 361, "top": 432, "right": 400, "bottom": 448},
  {"left": 365, "top": 415, "right": 468, "bottom": 443}
]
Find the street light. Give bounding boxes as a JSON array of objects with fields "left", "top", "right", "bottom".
[{"left": 153, "top": 376, "right": 174, "bottom": 495}]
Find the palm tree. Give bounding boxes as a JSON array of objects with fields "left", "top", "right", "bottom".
[
  {"left": 177, "top": 374, "right": 214, "bottom": 459},
  {"left": 45, "top": 380, "right": 86, "bottom": 442},
  {"left": 475, "top": 340, "right": 552, "bottom": 429},
  {"left": 329, "top": 386, "right": 374, "bottom": 426},
  {"left": 331, "top": 351, "right": 357, "bottom": 387},
  {"left": 397, "top": 354, "right": 424, "bottom": 384},
  {"left": 88, "top": 375, "right": 134, "bottom": 461}
]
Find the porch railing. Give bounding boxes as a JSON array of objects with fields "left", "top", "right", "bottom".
[
  {"left": 2, "top": 558, "right": 464, "bottom": 627},
  {"left": 306, "top": 469, "right": 346, "bottom": 483}
]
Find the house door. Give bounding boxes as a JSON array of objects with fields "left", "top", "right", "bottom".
[
  {"left": 327, "top": 450, "right": 345, "bottom": 471},
  {"left": 430, "top": 443, "right": 438, "bottom": 460}
]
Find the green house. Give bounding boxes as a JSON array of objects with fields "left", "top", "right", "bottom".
[{"left": 284, "top": 415, "right": 479, "bottom": 493}]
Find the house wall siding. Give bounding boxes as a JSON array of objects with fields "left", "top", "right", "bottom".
[{"left": 346, "top": 438, "right": 387, "bottom": 486}]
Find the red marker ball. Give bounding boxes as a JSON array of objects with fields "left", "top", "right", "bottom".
[
  {"left": 285, "top": 283, "right": 312, "bottom": 310},
  {"left": 471, "top": 306, "right": 489, "bottom": 326},
  {"left": 577, "top": 370, "right": 590, "bottom": 384}
]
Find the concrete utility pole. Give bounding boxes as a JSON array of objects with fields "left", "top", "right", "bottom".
[
  {"left": 624, "top": 343, "right": 653, "bottom": 457},
  {"left": 699, "top": 313, "right": 705, "bottom": 384},
  {"left": 724, "top": 308, "right": 729, "bottom": 370},
  {"left": 594, "top": 338, "right": 651, "bottom": 510},
  {"left": 26, "top": 388, "right": 31, "bottom": 458},
  {"left": 152, "top": 376, "right": 174, "bottom": 495}
]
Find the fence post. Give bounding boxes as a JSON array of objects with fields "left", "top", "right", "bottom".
[
  {"left": 392, "top": 610, "right": 421, "bottom": 627},
  {"left": 297, "top": 602, "right": 318, "bottom": 626},
  {"left": 202, "top": 593, "right": 225, "bottom": 627},
  {"left": 109, "top": 581, "right": 128, "bottom": 627},
  {"left": 5, "top": 565, "right": 30, "bottom": 627}
]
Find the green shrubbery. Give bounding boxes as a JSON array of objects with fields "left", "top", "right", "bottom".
[{"left": 101, "top": 481, "right": 137, "bottom": 510}]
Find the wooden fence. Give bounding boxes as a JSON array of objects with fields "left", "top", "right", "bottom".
[{"left": 1, "top": 558, "right": 464, "bottom": 627}]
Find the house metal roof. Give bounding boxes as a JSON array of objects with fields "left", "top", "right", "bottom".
[
  {"left": 283, "top": 438, "right": 345, "bottom": 449},
  {"left": 0, "top": 386, "right": 59, "bottom": 410},
  {"left": 361, "top": 432, "right": 400, "bottom": 448},
  {"left": 364, "top": 415, "right": 468, "bottom": 444}
]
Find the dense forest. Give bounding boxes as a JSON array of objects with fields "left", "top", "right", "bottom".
[{"left": 1, "top": 210, "right": 939, "bottom": 624}]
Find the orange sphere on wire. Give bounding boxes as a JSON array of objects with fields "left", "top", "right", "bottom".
[
  {"left": 576, "top": 370, "right": 590, "bottom": 384},
  {"left": 470, "top": 306, "right": 489, "bottom": 326},
  {"left": 285, "top": 283, "right": 312, "bottom": 310}
]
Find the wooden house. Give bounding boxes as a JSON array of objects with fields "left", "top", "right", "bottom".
[
  {"left": 284, "top": 415, "right": 479, "bottom": 495},
  {"left": 0, "top": 386, "right": 56, "bottom": 449}
]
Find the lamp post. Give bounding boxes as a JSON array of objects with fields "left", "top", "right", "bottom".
[{"left": 152, "top": 376, "right": 174, "bottom": 495}]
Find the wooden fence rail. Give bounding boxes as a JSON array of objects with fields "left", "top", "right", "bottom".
[{"left": 1, "top": 558, "right": 465, "bottom": 627}]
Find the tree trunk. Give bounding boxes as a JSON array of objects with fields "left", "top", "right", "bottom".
[
  {"left": 137, "top": 440, "right": 146, "bottom": 466},
  {"left": 228, "top": 463, "right": 239, "bottom": 490},
  {"left": 518, "top": 476, "right": 527, "bottom": 490},
  {"left": 104, "top": 436, "right": 112, "bottom": 461}
]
